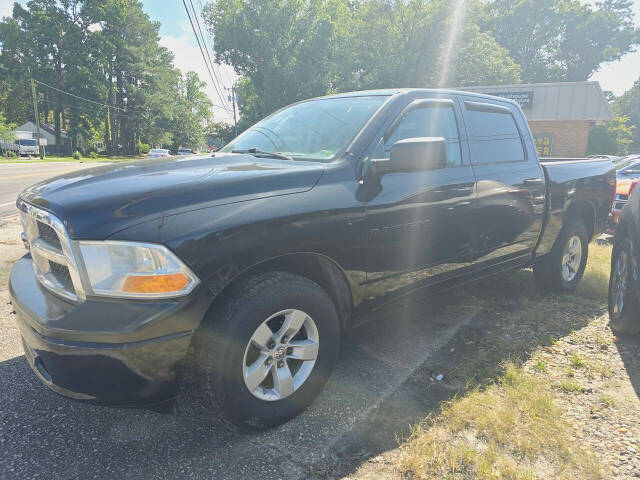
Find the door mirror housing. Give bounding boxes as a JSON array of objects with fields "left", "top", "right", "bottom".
[{"left": 370, "top": 137, "right": 448, "bottom": 175}]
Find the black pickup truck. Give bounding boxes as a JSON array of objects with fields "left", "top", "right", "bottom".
[{"left": 10, "top": 89, "right": 615, "bottom": 428}]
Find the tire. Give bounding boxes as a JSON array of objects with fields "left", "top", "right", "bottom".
[
  {"left": 193, "top": 272, "right": 340, "bottom": 429},
  {"left": 609, "top": 234, "right": 640, "bottom": 335},
  {"left": 534, "top": 220, "right": 589, "bottom": 293}
]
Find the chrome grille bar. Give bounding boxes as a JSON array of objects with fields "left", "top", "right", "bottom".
[{"left": 18, "top": 199, "right": 86, "bottom": 302}]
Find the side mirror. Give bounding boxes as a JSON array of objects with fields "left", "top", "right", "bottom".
[{"left": 370, "top": 137, "right": 448, "bottom": 175}]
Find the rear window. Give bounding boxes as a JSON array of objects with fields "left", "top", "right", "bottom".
[
  {"left": 464, "top": 102, "right": 525, "bottom": 164},
  {"left": 19, "top": 139, "right": 37, "bottom": 146}
]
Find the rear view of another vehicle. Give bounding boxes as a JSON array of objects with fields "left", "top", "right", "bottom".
[
  {"left": 607, "top": 155, "right": 640, "bottom": 234},
  {"left": 609, "top": 177, "right": 640, "bottom": 334}
]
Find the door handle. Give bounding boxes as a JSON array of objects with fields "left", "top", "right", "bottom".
[{"left": 523, "top": 178, "right": 544, "bottom": 186}]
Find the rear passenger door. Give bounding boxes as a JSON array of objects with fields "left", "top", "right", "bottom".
[{"left": 461, "top": 98, "right": 546, "bottom": 266}]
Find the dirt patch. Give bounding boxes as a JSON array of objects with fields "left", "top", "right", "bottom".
[{"left": 0, "top": 215, "right": 25, "bottom": 362}]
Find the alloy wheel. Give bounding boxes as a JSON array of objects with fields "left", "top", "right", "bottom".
[
  {"left": 561, "top": 235, "right": 582, "bottom": 282},
  {"left": 242, "top": 309, "right": 319, "bottom": 401}
]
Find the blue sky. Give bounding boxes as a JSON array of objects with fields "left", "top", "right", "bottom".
[{"left": 1, "top": 0, "right": 639, "bottom": 122}]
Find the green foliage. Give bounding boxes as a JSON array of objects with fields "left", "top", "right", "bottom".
[
  {"left": 616, "top": 77, "right": 640, "bottom": 151},
  {"left": 0, "top": 0, "right": 214, "bottom": 155},
  {"left": 169, "top": 72, "right": 212, "bottom": 151},
  {"left": 587, "top": 115, "right": 634, "bottom": 156},
  {"left": 0, "top": 110, "right": 16, "bottom": 142},
  {"left": 72, "top": 150, "right": 82, "bottom": 160},
  {"left": 89, "top": 151, "right": 98, "bottom": 159},
  {"left": 205, "top": 0, "right": 522, "bottom": 122},
  {"left": 481, "top": 0, "right": 640, "bottom": 82},
  {"left": 4, "top": 149, "right": 17, "bottom": 158},
  {"left": 136, "top": 141, "right": 151, "bottom": 155},
  {"left": 206, "top": 121, "right": 236, "bottom": 147}
]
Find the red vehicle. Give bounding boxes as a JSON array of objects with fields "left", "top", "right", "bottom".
[{"left": 608, "top": 178, "right": 640, "bottom": 234}]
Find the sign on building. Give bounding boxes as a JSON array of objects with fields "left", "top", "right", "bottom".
[
  {"left": 535, "top": 134, "right": 553, "bottom": 157},
  {"left": 490, "top": 91, "right": 534, "bottom": 108}
]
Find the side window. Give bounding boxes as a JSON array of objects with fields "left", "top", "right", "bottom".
[
  {"left": 464, "top": 102, "right": 525, "bottom": 164},
  {"left": 382, "top": 105, "right": 462, "bottom": 166}
]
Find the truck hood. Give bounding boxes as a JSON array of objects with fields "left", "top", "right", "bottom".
[{"left": 19, "top": 154, "right": 325, "bottom": 239}]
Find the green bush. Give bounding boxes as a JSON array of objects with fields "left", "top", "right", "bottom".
[
  {"left": 89, "top": 151, "right": 98, "bottom": 159},
  {"left": 136, "top": 141, "right": 151, "bottom": 155},
  {"left": 72, "top": 150, "right": 82, "bottom": 160},
  {"left": 4, "top": 150, "right": 17, "bottom": 158}
]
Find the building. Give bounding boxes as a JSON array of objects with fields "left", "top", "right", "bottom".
[
  {"left": 459, "top": 81, "right": 614, "bottom": 158},
  {"left": 15, "top": 121, "right": 70, "bottom": 154}
]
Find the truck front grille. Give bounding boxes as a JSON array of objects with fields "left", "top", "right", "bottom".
[
  {"left": 18, "top": 199, "right": 85, "bottom": 302},
  {"left": 37, "top": 222, "right": 62, "bottom": 250}
]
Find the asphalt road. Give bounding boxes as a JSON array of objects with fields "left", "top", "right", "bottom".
[
  {"left": 0, "top": 246, "right": 480, "bottom": 480},
  {"left": 0, "top": 162, "right": 105, "bottom": 218}
]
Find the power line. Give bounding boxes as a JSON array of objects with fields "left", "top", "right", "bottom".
[
  {"left": 189, "top": 0, "right": 231, "bottom": 111},
  {"left": 181, "top": 0, "right": 232, "bottom": 114},
  {"left": 34, "top": 78, "right": 230, "bottom": 116},
  {"left": 32, "top": 79, "right": 144, "bottom": 113}
]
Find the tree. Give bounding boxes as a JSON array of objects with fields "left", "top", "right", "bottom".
[
  {"left": 587, "top": 115, "right": 634, "bottom": 155},
  {"left": 616, "top": 77, "right": 640, "bottom": 151},
  {"left": 0, "top": 110, "right": 16, "bottom": 155},
  {"left": 203, "top": 0, "right": 345, "bottom": 125},
  {"left": 169, "top": 72, "right": 212, "bottom": 150},
  {"left": 0, "top": 0, "right": 216, "bottom": 155},
  {"left": 481, "top": 0, "right": 640, "bottom": 82},
  {"left": 204, "top": 0, "right": 521, "bottom": 124}
]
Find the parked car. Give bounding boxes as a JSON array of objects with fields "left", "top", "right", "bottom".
[
  {"left": 609, "top": 179, "right": 640, "bottom": 335},
  {"left": 10, "top": 89, "right": 615, "bottom": 428},
  {"left": 606, "top": 155, "right": 640, "bottom": 234},
  {"left": 176, "top": 148, "right": 195, "bottom": 155},
  {"left": 146, "top": 148, "right": 171, "bottom": 159}
]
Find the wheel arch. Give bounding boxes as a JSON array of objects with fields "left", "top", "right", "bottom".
[
  {"left": 205, "top": 253, "right": 355, "bottom": 331},
  {"left": 564, "top": 199, "right": 597, "bottom": 241}
]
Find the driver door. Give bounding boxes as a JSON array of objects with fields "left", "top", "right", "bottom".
[{"left": 362, "top": 96, "right": 477, "bottom": 308}]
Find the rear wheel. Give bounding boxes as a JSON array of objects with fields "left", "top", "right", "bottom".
[
  {"left": 534, "top": 220, "right": 589, "bottom": 293},
  {"left": 193, "top": 272, "right": 340, "bottom": 429},
  {"left": 609, "top": 235, "right": 640, "bottom": 335}
]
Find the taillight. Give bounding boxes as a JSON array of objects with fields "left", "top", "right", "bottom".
[{"left": 629, "top": 178, "right": 639, "bottom": 196}]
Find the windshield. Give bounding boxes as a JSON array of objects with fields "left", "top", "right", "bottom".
[
  {"left": 19, "top": 139, "right": 37, "bottom": 146},
  {"left": 221, "top": 95, "right": 388, "bottom": 161}
]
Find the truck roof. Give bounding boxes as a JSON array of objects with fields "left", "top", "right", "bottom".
[{"left": 315, "top": 88, "right": 521, "bottom": 108}]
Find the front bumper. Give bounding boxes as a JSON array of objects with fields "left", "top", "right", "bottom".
[{"left": 10, "top": 254, "right": 213, "bottom": 407}]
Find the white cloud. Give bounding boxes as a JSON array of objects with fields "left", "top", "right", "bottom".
[{"left": 160, "top": 34, "right": 237, "bottom": 123}]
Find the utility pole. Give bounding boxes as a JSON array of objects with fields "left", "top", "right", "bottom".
[
  {"left": 227, "top": 86, "right": 238, "bottom": 137},
  {"left": 30, "top": 79, "right": 43, "bottom": 158}
]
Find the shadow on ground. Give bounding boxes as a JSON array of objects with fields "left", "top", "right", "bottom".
[{"left": 0, "top": 269, "right": 605, "bottom": 480}]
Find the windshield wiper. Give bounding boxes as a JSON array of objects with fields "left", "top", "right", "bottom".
[{"left": 232, "top": 148, "right": 293, "bottom": 161}]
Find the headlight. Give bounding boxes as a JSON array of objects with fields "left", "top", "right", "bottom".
[{"left": 78, "top": 241, "right": 199, "bottom": 298}]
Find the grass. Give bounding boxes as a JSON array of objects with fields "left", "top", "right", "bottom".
[
  {"left": 396, "top": 243, "right": 612, "bottom": 479},
  {"left": 559, "top": 381, "right": 586, "bottom": 393},
  {"left": 0, "top": 155, "right": 142, "bottom": 164},
  {"left": 400, "top": 365, "right": 601, "bottom": 479},
  {"left": 569, "top": 354, "right": 585, "bottom": 368}
]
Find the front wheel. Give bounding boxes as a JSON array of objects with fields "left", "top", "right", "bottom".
[
  {"left": 193, "top": 272, "right": 340, "bottom": 429},
  {"left": 534, "top": 220, "right": 589, "bottom": 293},
  {"left": 609, "top": 236, "right": 640, "bottom": 334}
]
